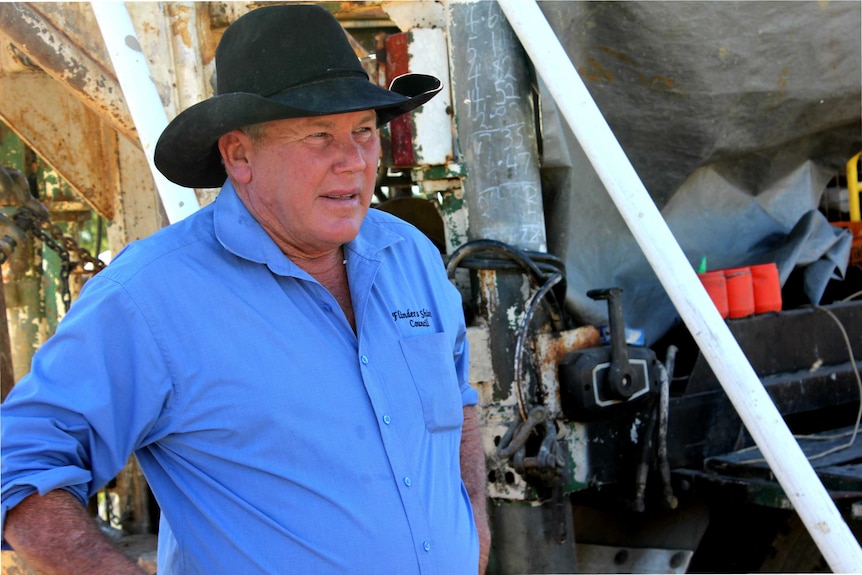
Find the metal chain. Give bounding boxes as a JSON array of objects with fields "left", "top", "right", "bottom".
[{"left": 9, "top": 201, "right": 105, "bottom": 312}]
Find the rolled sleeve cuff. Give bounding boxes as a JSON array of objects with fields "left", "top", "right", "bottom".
[{"left": 461, "top": 385, "right": 479, "bottom": 407}]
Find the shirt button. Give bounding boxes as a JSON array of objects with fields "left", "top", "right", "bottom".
[
  {"left": 403, "top": 477, "right": 412, "bottom": 487},
  {"left": 383, "top": 415, "right": 391, "bottom": 425},
  {"left": 322, "top": 302, "right": 332, "bottom": 312},
  {"left": 423, "top": 541, "right": 431, "bottom": 552},
  {"left": 360, "top": 355, "right": 369, "bottom": 364}
]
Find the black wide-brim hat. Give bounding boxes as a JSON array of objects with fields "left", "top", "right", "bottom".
[{"left": 154, "top": 4, "right": 442, "bottom": 189}]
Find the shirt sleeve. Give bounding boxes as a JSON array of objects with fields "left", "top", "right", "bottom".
[
  {"left": 423, "top": 234, "right": 477, "bottom": 409},
  {"left": 453, "top": 307, "right": 478, "bottom": 408},
  {"left": 1, "top": 274, "right": 173, "bottom": 540}
]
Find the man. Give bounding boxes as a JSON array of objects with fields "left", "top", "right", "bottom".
[{"left": 1, "top": 5, "right": 490, "bottom": 574}]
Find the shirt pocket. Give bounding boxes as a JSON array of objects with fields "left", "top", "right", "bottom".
[{"left": 399, "top": 332, "right": 464, "bottom": 433}]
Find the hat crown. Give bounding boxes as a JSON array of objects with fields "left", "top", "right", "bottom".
[{"left": 216, "top": 5, "right": 366, "bottom": 97}]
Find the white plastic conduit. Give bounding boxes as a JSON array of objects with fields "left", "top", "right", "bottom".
[
  {"left": 92, "top": 2, "right": 199, "bottom": 224},
  {"left": 496, "top": 0, "right": 862, "bottom": 571}
]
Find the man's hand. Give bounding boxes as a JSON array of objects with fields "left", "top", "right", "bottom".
[
  {"left": 4, "top": 489, "right": 147, "bottom": 575},
  {"left": 461, "top": 405, "right": 491, "bottom": 574}
]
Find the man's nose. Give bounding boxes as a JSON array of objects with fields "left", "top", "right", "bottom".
[{"left": 334, "top": 138, "right": 368, "bottom": 173}]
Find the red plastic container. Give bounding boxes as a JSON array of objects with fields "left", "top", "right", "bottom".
[
  {"left": 750, "top": 262, "right": 782, "bottom": 314},
  {"left": 723, "top": 266, "right": 754, "bottom": 319},
  {"left": 698, "top": 270, "right": 729, "bottom": 319}
]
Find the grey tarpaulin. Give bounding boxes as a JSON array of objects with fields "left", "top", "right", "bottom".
[{"left": 537, "top": 1, "right": 861, "bottom": 345}]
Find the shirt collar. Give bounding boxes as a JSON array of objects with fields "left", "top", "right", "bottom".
[
  {"left": 214, "top": 181, "right": 401, "bottom": 275},
  {"left": 214, "top": 180, "right": 295, "bottom": 275},
  {"left": 345, "top": 209, "right": 403, "bottom": 265}
]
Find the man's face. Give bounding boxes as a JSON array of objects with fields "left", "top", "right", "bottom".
[{"left": 229, "top": 110, "right": 380, "bottom": 260}]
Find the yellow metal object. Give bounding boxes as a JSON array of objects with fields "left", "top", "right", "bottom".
[
  {"left": 832, "top": 152, "right": 862, "bottom": 265},
  {"left": 847, "top": 152, "right": 861, "bottom": 222}
]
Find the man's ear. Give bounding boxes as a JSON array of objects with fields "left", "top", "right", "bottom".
[{"left": 219, "top": 131, "right": 253, "bottom": 184}]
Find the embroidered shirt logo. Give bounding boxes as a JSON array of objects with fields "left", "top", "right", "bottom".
[{"left": 391, "top": 307, "right": 433, "bottom": 328}]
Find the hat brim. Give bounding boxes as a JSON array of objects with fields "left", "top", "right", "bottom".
[{"left": 155, "top": 74, "right": 442, "bottom": 189}]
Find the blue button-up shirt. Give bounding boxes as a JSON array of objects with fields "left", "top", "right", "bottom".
[{"left": 1, "top": 182, "right": 479, "bottom": 574}]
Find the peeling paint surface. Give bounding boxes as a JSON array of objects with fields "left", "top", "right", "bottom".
[
  {"left": 477, "top": 269, "right": 498, "bottom": 316},
  {"left": 467, "top": 324, "right": 494, "bottom": 384},
  {"left": 565, "top": 422, "right": 590, "bottom": 488},
  {"left": 505, "top": 304, "right": 521, "bottom": 333},
  {"left": 533, "top": 326, "right": 601, "bottom": 416},
  {"left": 406, "top": 28, "right": 452, "bottom": 166},
  {"left": 630, "top": 416, "right": 641, "bottom": 444}
]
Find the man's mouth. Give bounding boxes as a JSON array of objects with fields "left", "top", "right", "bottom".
[{"left": 325, "top": 194, "right": 355, "bottom": 200}]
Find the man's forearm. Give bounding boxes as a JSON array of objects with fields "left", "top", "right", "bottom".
[
  {"left": 461, "top": 405, "right": 491, "bottom": 574},
  {"left": 4, "top": 489, "right": 146, "bottom": 575}
]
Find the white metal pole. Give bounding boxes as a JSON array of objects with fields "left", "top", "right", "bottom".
[
  {"left": 496, "top": 0, "right": 862, "bottom": 571},
  {"left": 92, "top": 2, "right": 199, "bottom": 224}
]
